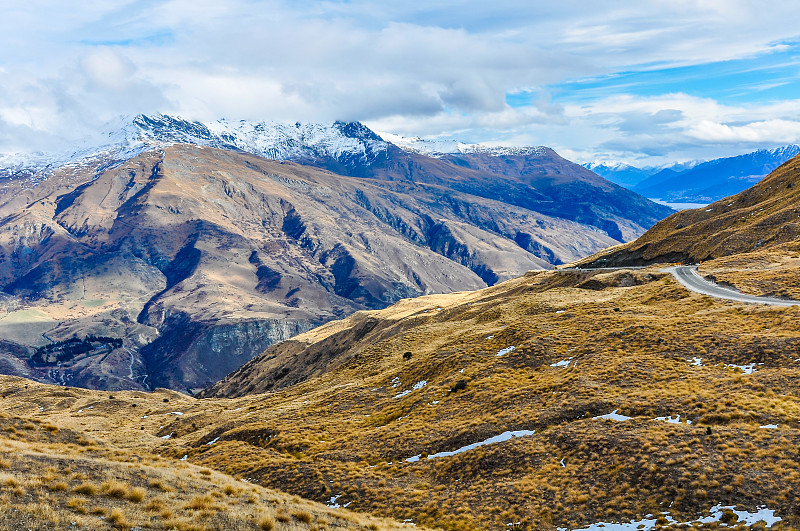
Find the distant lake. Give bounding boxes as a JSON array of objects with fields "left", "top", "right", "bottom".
[{"left": 650, "top": 199, "right": 709, "bottom": 211}]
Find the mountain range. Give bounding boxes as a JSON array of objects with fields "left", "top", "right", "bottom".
[
  {"left": 585, "top": 145, "right": 800, "bottom": 203},
  {"left": 2, "top": 152, "right": 797, "bottom": 529},
  {"left": 0, "top": 115, "right": 671, "bottom": 393}
]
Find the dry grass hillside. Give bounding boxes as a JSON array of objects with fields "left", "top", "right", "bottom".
[
  {"left": 5, "top": 262, "right": 800, "bottom": 530},
  {"left": 582, "top": 154, "right": 800, "bottom": 267},
  {"left": 0, "top": 377, "right": 421, "bottom": 531}
]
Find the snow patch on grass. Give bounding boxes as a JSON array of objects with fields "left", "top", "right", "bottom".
[
  {"left": 496, "top": 346, "right": 516, "bottom": 357},
  {"left": 725, "top": 363, "right": 761, "bottom": 374},
  {"left": 592, "top": 410, "right": 632, "bottom": 421},
  {"left": 394, "top": 380, "right": 427, "bottom": 399},
  {"left": 406, "top": 429, "right": 535, "bottom": 462},
  {"left": 559, "top": 503, "right": 781, "bottom": 530},
  {"left": 654, "top": 415, "right": 691, "bottom": 425}
]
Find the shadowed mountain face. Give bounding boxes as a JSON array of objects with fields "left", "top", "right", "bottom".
[
  {"left": 0, "top": 144, "right": 623, "bottom": 392},
  {"left": 301, "top": 143, "right": 672, "bottom": 242},
  {"left": 582, "top": 154, "right": 800, "bottom": 267}
]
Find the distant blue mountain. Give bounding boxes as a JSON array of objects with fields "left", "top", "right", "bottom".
[
  {"left": 634, "top": 145, "right": 800, "bottom": 202},
  {"left": 585, "top": 145, "right": 800, "bottom": 202}
]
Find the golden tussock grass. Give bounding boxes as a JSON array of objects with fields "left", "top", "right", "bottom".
[{"left": 3, "top": 260, "right": 800, "bottom": 529}]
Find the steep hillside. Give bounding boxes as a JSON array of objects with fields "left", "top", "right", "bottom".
[
  {"left": 350, "top": 145, "right": 672, "bottom": 243},
  {"left": 0, "top": 144, "right": 618, "bottom": 392},
  {"left": 10, "top": 264, "right": 799, "bottom": 530},
  {"left": 582, "top": 154, "right": 800, "bottom": 268}
]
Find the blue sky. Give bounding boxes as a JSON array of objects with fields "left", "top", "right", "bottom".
[{"left": 2, "top": 1, "right": 800, "bottom": 166}]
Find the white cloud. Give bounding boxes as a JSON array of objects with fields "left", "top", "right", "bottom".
[
  {"left": 688, "top": 119, "right": 800, "bottom": 143},
  {"left": 1, "top": 1, "right": 800, "bottom": 163}
]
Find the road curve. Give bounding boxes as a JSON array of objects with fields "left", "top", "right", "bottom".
[{"left": 665, "top": 266, "right": 800, "bottom": 307}]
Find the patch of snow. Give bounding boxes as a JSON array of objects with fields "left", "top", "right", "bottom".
[
  {"left": 327, "top": 495, "right": 343, "bottom": 508},
  {"left": 760, "top": 424, "right": 779, "bottom": 429},
  {"left": 654, "top": 415, "right": 692, "bottom": 425},
  {"left": 171, "top": 411, "right": 184, "bottom": 415},
  {"left": 206, "top": 437, "right": 220, "bottom": 445},
  {"left": 180, "top": 455, "right": 187, "bottom": 461},
  {"left": 486, "top": 335, "right": 494, "bottom": 340},
  {"left": 390, "top": 376, "right": 400, "bottom": 388},
  {"left": 140, "top": 415, "right": 148, "bottom": 419},
  {"left": 556, "top": 310, "right": 566, "bottom": 314},
  {"left": 378, "top": 131, "right": 548, "bottom": 158},
  {"left": 551, "top": 358, "right": 573, "bottom": 368},
  {"left": 560, "top": 458, "right": 566, "bottom": 467},
  {"left": 77, "top": 409, "right": 83, "bottom": 413},
  {"left": 688, "top": 357, "right": 703, "bottom": 366},
  {"left": 161, "top": 432, "right": 173, "bottom": 440},
  {"left": 406, "top": 429, "right": 535, "bottom": 462},
  {"left": 496, "top": 346, "right": 516, "bottom": 357},
  {"left": 560, "top": 504, "right": 781, "bottom": 530},
  {"left": 394, "top": 380, "right": 427, "bottom": 399},
  {"left": 593, "top": 410, "right": 632, "bottom": 422},
  {"left": 725, "top": 363, "right": 761, "bottom": 374}
]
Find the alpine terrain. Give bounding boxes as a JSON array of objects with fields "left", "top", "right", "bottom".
[
  {"left": 1, "top": 154, "right": 799, "bottom": 529},
  {"left": 0, "top": 115, "right": 671, "bottom": 393},
  {"left": 586, "top": 145, "right": 800, "bottom": 203}
]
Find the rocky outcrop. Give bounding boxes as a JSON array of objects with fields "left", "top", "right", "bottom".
[{"left": 142, "top": 315, "right": 317, "bottom": 393}]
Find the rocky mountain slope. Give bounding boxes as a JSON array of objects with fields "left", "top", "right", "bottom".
[
  {"left": 0, "top": 143, "right": 622, "bottom": 393},
  {"left": 4, "top": 114, "right": 672, "bottom": 242},
  {"left": 0, "top": 115, "right": 674, "bottom": 393},
  {"left": 582, "top": 153, "right": 800, "bottom": 267}
]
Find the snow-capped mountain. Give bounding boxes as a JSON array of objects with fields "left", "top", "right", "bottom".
[
  {"left": 583, "top": 160, "right": 700, "bottom": 188},
  {"left": 377, "top": 131, "right": 547, "bottom": 158},
  {"left": 0, "top": 114, "right": 392, "bottom": 181}
]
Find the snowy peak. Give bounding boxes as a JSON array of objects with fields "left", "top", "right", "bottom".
[
  {"left": 0, "top": 114, "right": 394, "bottom": 180},
  {"left": 377, "top": 131, "right": 548, "bottom": 158}
]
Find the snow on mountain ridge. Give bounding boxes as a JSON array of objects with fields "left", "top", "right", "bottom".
[
  {"left": 1, "top": 114, "right": 397, "bottom": 180},
  {"left": 377, "top": 131, "right": 547, "bottom": 158}
]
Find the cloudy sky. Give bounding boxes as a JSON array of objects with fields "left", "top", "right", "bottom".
[{"left": 2, "top": 1, "right": 800, "bottom": 165}]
